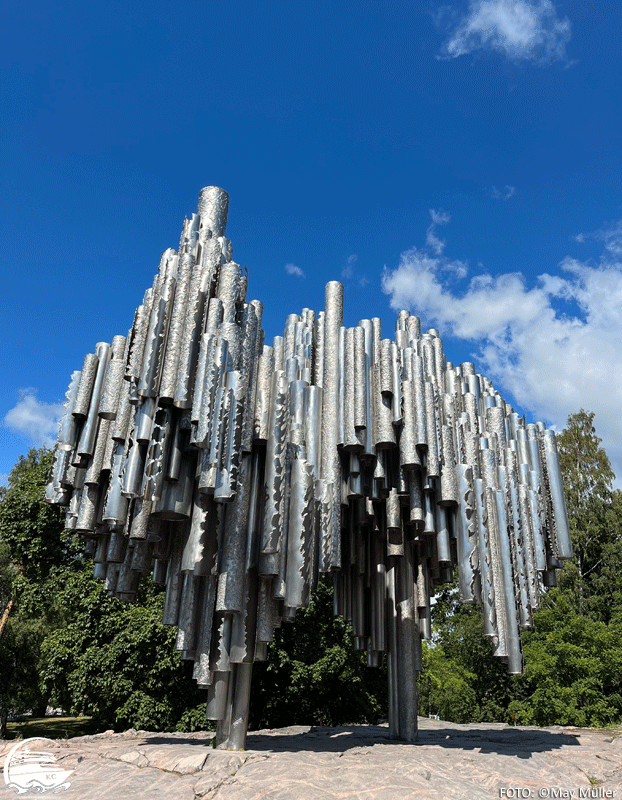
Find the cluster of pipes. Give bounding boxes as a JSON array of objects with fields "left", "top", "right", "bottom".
[{"left": 46, "top": 186, "right": 572, "bottom": 748}]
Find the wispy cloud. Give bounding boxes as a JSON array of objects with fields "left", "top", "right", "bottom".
[
  {"left": 382, "top": 215, "right": 622, "bottom": 482},
  {"left": 4, "top": 389, "right": 64, "bottom": 446},
  {"left": 576, "top": 220, "right": 622, "bottom": 257},
  {"left": 439, "top": 0, "right": 571, "bottom": 64},
  {"left": 285, "top": 263, "right": 305, "bottom": 278},
  {"left": 426, "top": 209, "right": 451, "bottom": 256},
  {"left": 340, "top": 254, "right": 370, "bottom": 288},
  {"left": 491, "top": 185, "right": 516, "bottom": 200},
  {"left": 429, "top": 209, "right": 451, "bottom": 226},
  {"left": 341, "top": 254, "right": 358, "bottom": 280}
]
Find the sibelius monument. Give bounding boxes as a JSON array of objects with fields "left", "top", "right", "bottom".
[{"left": 46, "top": 187, "right": 572, "bottom": 750}]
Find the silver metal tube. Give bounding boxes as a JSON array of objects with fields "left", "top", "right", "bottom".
[
  {"left": 126, "top": 291, "right": 153, "bottom": 387},
  {"left": 395, "top": 549, "right": 418, "bottom": 741},
  {"left": 216, "top": 455, "right": 252, "bottom": 612},
  {"left": 455, "top": 464, "right": 478, "bottom": 603},
  {"left": 138, "top": 251, "right": 177, "bottom": 398},
  {"left": 98, "top": 354, "right": 125, "bottom": 420},
  {"left": 542, "top": 429, "right": 573, "bottom": 560},
  {"left": 192, "top": 575, "right": 217, "bottom": 686},
  {"left": 152, "top": 453, "right": 196, "bottom": 520},
  {"left": 493, "top": 485, "right": 523, "bottom": 674},
  {"left": 160, "top": 253, "right": 195, "bottom": 403},
  {"left": 400, "top": 380, "right": 420, "bottom": 469},
  {"left": 176, "top": 573, "right": 201, "bottom": 655},
  {"left": 412, "top": 353, "right": 427, "bottom": 450},
  {"left": 372, "top": 363, "right": 395, "bottom": 449},
  {"left": 174, "top": 240, "right": 222, "bottom": 409},
  {"left": 320, "top": 281, "right": 343, "bottom": 570},
  {"left": 197, "top": 186, "right": 229, "bottom": 237},
  {"left": 84, "top": 419, "right": 110, "bottom": 486},
  {"left": 439, "top": 424, "right": 458, "bottom": 506},
  {"left": 343, "top": 327, "right": 361, "bottom": 451},
  {"left": 391, "top": 342, "right": 402, "bottom": 426},
  {"left": 241, "top": 301, "right": 262, "bottom": 452},
  {"left": 337, "top": 326, "right": 345, "bottom": 447},
  {"left": 260, "top": 370, "right": 289, "bottom": 566},
  {"left": 77, "top": 342, "right": 111, "bottom": 457},
  {"left": 285, "top": 457, "right": 314, "bottom": 608},
  {"left": 57, "top": 371, "right": 82, "bottom": 451},
  {"left": 111, "top": 384, "right": 133, "bottom": 442},
  {"left": 353, "top": 325, "right": 367, "bottom": 431},
  {"left": 73, "top": 354, "right": 98, "bottom": 419}
]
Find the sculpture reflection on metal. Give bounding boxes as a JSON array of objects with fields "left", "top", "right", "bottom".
[{"left": 46, "top": 187, "right": 572, "bottom": 749}]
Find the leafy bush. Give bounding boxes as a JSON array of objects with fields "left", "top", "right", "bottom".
[{"left": 249, "top": 578, "right": 387, "bottom": 729}]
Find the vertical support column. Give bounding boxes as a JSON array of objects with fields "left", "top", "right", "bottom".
[{"left": 320, "top": 281, "right": 343, "bottom": 571}]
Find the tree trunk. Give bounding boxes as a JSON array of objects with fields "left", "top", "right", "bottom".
[
  {"left": 0, "top": 598, "right": 15, "bottom": 641},
  {"left": 0, "top": 709, "right": 8, "bottom": 740}
]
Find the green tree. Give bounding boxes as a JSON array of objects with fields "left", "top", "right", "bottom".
[
  {"left": 510, "top": 598, "right": 622, "bottom": 727},
  {"left": 425, "top": 581, "right": 515, "bottom": 723},
  {"left": 249, "top": 578, "right": 387, "bottom": 729},
  {"left": 418, "top": 641, "right": 477, "bottom": 722},
  {"left": 0, "top": 448, "right": 73, "bottom": 586},
  {"left": 0, "top": 450, "right": 61, "bottom": 736},
  {"left": 0, "top": 448, "right": 209, "bottom": 735},
  {"left": 0, "top": 539, "right": 49, "bottom": 737},
  {"left": 39, "top": 573, "right": 206, "bottom": 731},
  {"left": 554, "top": 410, "right": 622, "bottom": 622}
]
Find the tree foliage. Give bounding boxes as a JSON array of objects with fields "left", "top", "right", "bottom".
[
  {"left": 0, "top": 449, "right": 72, "bottom": 584},
  {"left": 418, "top": 642, "right": 477, "bottom": 722},
  {"left": 0, "top": 538, "right": 49, "bottom": 737},
  {"left": 554, "top": 410, "right": 622, "bottom": 622},
  {"left": 0, "top": 448, "right": 207, "bottom": 736},
  {"left": 511, "top": 599, "right": 622, "bottom": 727},
  {"left": 39, "top": 574, "right": 206, "bottom": 731},
  {"left": 422, "top": 584, "right": 515, "bottom": 723},
  {"left": 249, "top": 578, "right": 387, "bottom": 729}
]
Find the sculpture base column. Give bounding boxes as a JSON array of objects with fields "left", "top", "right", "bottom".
[{"left": 214, "top": 662, "right": 254, "bottom": 750}]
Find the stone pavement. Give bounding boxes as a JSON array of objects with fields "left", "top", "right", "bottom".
[{"left": 2, "top": 718, "right": 621, "bottom": 799}]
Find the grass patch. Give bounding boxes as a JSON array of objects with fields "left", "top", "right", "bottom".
[{"left": 5, "top": 716, "right": 102, "bottom": 740}]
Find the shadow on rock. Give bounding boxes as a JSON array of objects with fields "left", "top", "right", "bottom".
[{"left": 239, "top": 723, "right": 580, "bottom": 757}]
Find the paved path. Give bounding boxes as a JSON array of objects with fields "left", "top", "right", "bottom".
[{"left": 2, "top": 719, "right": 621, "bottom": 799}]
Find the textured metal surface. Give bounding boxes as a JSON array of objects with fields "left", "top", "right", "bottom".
[{"left": 47, "top": 185, "right": 571, "bottom": 749}]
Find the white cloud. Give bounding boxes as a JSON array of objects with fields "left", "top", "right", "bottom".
[
  {"left": 491, "top": 185, "right": 516, "bottom": 200},
  {"left": 341, "top": 254, "right": 358, "bottom": 280},
  {"left": 439, "top": 0, "right": 571, "bottom": 63},
  {"left": 0, "top": 473, "right": 8, "bottom": 488},
  {"left": 4, "top": 390, "right": 64, "bottom": 446},
  {"left": 382, "top": 217, "right": 622, "bottom": 483},
  {"left": 341, "top": 254, "right": 370, "bottom": 288},
  {"left": 576, "top": 220, "right": 622, "bottom": 257},
  {"left": 285, "top": 263, "right": 305, "bottom": 278},
  {"left": 430, "top": 209, "right": 451, "bottom": 226},
  {"left": 426, "top": 209, "right": 451, "bottom": 256}
]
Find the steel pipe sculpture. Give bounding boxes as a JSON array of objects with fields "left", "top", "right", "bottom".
[{"left": 46, "top": 186, "right": 572, "bottom": 749}]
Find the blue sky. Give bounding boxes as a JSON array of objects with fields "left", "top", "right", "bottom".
[{"left": 2, "top": 0, "right": 622, "bottom": 485}]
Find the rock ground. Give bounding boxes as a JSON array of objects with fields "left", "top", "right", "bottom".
[{"left": 2, "top": 718, "right": 621, "bottom": 799}]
